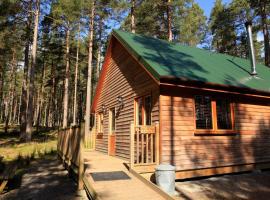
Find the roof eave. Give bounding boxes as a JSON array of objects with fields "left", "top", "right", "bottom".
[{"left": 160, "top": 76, "right": 270, "bottom": 98}]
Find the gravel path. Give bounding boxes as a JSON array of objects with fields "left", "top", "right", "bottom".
[{"left": 0, "top": 156, "right": 87, "bottom": 200}]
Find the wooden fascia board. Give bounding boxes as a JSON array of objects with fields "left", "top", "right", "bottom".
[
  {"left": 91, "top": 34, "right": 161, "bottom": 112},
  {"left": 91, "top": 36, "right": 113, "bottom": 113},
  {"left": 160, "top": 82, "right": 270, "bottom": 100},
  {"left": 112, "top": 31, "right": 160, "bottom": 85}
]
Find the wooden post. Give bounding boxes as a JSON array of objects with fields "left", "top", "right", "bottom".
[
  {"left": 78, "top": 123, "right": 85, "bottom": 190},
  {"left": 93, "top": 128, "right": 96, "bottom": 150},
  {"left": 130, "top": 122, "right": 134, "bottom": 170},
  {"left": 67, "top": 127, "right": 72, "bottom": 167},
  {"left": 155, "top": 122, "right": 160, "bottom": 164}
]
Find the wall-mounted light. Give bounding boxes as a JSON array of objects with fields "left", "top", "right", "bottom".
[
  {"left": 117, "top": 96, "right": 124, "bottom": 109},
  {"left": 101, "top": 104, "right": 107, "bottom": 114}
]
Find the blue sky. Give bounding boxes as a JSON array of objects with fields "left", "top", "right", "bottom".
[
  {"left": 195, "top": 0, "right": 263, "bottom": 42},
  {"left": 195, "top": 0, "right": 232, "bottom": 18}
]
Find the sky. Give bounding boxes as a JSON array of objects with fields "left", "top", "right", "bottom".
[
  {"left": 195, "top": 0, "right": 263, "bottom": 42},
  {"left": 195, "top": 0, "right": 232, "bottom": 18}
]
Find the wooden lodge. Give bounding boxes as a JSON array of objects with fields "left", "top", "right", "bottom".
[{"left": 91, "top": 30, "right": 270, "bottom": 179}]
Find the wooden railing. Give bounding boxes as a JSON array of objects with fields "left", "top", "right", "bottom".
[
  {"left": 57, "top": 124, "right": 84, "bottom": 189},
  {"left": 85, "top": 128, "right": 96, "bottom": 149},
  {"left": 130, "top": 122, "right": 159, "bottom": 168}
]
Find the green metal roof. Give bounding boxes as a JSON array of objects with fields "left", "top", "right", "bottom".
[{"left": 113, "top": 29, "right": 270, "bottom": 94}]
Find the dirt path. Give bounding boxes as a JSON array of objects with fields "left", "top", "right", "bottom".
[{"left": 0, "top": 156, "right": 87, "bottom": 200}]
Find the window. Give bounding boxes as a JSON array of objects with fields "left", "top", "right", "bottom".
[
  {"left": 194, "top": 95, "right": 234, "bottom": 133},
  {"left": 195, "top": 96, "right": 212, "bottom": 129},
  {"left": 97, "top": 112, "right": 104, "bottom": 133},
  {"left": 136, "top": 95, "right": 152, "bottom": 125},
  {"left": 216, "top": 99, "right": 232, "bottom": 129},
  {"left": 145, "top": 96, "right": 152, "bottom": 125},
  {"left": 138, "top": 98, "right": 143, "bottom": 125},
  {"left": 110, "top": 108, "right": 116, "bottom": 133}
]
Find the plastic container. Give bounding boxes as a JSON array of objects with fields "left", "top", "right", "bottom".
[{"left": 155, "top": 164, "right": 176, "bottom": 195}]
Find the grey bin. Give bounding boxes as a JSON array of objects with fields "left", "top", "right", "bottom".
[{"left": 155, "top": 164, "right": 176, "bottom": 195}]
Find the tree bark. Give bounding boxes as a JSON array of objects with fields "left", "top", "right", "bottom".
[
  {"left": 260, "top": 4, "right": 270, "bottom": 67},
  {"left": 20, "top": 10, "right": 31, "bottom": 139},
  {"left": 167, "top": 0, "right": 173, "bottom": 42},
  {"left": 63, "top": 26, "right": 70, "bottom": 128},
  {"left": 17, "top": 91, "right": 22, "bottom": 124},
  {"left": 85, "top": 1, "right": 95, "bottom": 137},
  {"left": 96, "top": 45, "right": 101, "bottom": 80},
  {"left": 0, "top": 65, "right": 4, "bottom": 123},
  {"left": 96, "top": 19, "right": 102, "bottom": 81},
  {"left": 36, "top": 56, "right": 46, "bottom": 131},
  {"left": 131, "top": 0, "right": 135, "bottom": 33},
  {"left": 5, "top": 49, "right": 16, "bottom": 132},
  {"left": 10, "top": 70, "right": 17, "bottom": 124},
  {"left": 25, "top": 0, "right": 40, "bottom": 141},
  {"left": 73, "top": 24, "right": 80, "bottom": 125},
  {"left": 49, "top": 59, "right": 56, "bottom": 127}
]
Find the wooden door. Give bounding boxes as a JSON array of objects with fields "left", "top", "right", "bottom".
[
  {"left": 108, "top": 108, "right": 116, "bottom": 156},
  {"left": 135, "top": 95, "right": 152, "bottom": 126}
]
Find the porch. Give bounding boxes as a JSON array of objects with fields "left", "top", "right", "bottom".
[
  {"left": 57, "top": 124, "right": 177, "bottom": 200},
  {"left": 83, "top": 150, "right": 166, "bottom": 200}
]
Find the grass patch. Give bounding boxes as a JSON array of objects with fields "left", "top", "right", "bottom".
[
  {"left": 0, "top": 129, "right": 57, "bottom": 163},
  {"left": 0, "top": 126, "right": 58, "bottom": 193}
]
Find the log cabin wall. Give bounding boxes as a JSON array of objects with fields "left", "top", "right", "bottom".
[
  {"left": 160, "top": 85, "right": 270, "bottom": 171},
  {"left": 95, "top": 38, "right": 159, "bottom": 159}
]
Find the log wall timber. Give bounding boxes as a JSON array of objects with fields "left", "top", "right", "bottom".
[
  {"left": 160, "top": 86, "right": 270, "bottom": 172},
  {"left": 95, "top": 38, "right": 159, "bottom": 159}
]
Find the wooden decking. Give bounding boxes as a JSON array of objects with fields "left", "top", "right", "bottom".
[{"left": 83, "top": 150, "right": 166, "bottom": 200}]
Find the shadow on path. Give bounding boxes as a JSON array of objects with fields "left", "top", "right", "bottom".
[
  {"left": 1, "top": 155, "right": 86, "bottom": 200},
  {"left": 176, "top": 171, "right": 270, "bottom": 200}
]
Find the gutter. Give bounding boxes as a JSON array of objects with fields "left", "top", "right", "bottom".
[{"left": 160, "top": 76, "right": 270, "bottom": 99}]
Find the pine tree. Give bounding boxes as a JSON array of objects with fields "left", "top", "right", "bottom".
[
  {"left": 249, "top": 0, "right": 270, "bottom": 66},
  {"left": 175, "top": 2, "right": 207, "bottom": 46}
]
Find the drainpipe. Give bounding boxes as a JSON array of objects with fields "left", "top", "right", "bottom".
[{"left": 245, "top": 21, "right": 257, "bottom": 76}]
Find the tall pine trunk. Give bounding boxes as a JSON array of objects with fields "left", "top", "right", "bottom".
[
  {"left": 20, "top": 0, "right": 32, "bottom": 140},
  {"left": 73, "top": 24, "right": 80, "bottom": 125},
  {"left": 25, "top": 0, "right": 40, "bottom": 141},
  {"left": 96, "top": 19, "right": 102, "bottom": 81},
  {"left": 85, "top": 1, "right": 95, "bottom": 137},
  {"left": 36, "top": 56, "right": 46, "bottom": 131},
  {"left": 0, "top": 65, "right": 4, "bottom": 123},
  {"left": 167, "top": 0, "right": 172, "bottom": 42},
  {"left": 9, "top": 64, "right": 17, "bottom": 124},
  {"left": 96, "top": 45, "right": 101, "bottom": 80},
  {"left": 63, "top": 26, "right": 70, "bottom": 128},
  {"left": 131, "top": 0, "right": 135, "bottom": 33},
  {"left": 260, "top": 5, "right": 270, "bottom": 67},
  {"left": 49, "top": 60, "right": 56, "bottom": 127},
  {"left": 5, "top": 49, "right": 16, "bottom": 133}
]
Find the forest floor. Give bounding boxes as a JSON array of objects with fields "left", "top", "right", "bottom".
[
  {"left": 0, "top": 125, "right": 57, "bottom": 162},
  {"left": 0, "top": 126, "right": 87, "bottom": 199}
]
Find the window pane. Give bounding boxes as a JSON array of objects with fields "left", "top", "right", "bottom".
[
  {"left": 137, "top": 98, "right": 143, "bottom": 125},
  {"left": 111, "top": 109, "right": 115, "bottom": 132},
  {"left": 195, "top": 96, "right": 212, "bottom": 129},
  {"left": 144, "top": 96, "right": 152, "bottom": 125},
  {"left": 216, "top": 99, "right": 232, "bottom": 129}
]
